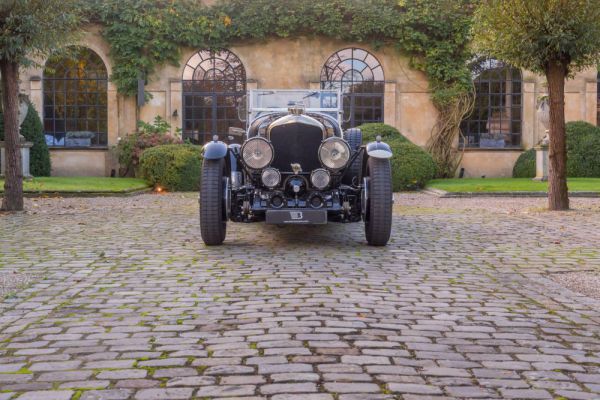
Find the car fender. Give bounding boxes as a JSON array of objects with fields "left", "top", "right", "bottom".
[
  {"left": 366, "top": 139, "right": 393, "bottom": 159},
  {"left": 202, "top": 140, "right": 228, "bottom": 160}
]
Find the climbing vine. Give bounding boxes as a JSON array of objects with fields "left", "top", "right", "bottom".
[{"left": 86, "top": 0, "right": 476, "bottom": 176}]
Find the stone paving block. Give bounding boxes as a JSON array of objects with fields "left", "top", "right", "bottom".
[
  {"left": 80, "top": 389, "right": 133, "bottom": 400},
  {"left": 15, "top": 391, "right": 73, "bottom": 400},
  {"left": 134, "top": 388, "right": 194, "bottom": 399},
  {"left": 196, "top": 385, "right": 257, "bottom": 397}
]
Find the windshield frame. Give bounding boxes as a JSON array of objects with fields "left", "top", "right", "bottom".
[{"left": 246, "top": 89, "right": 343, "bottom": 125}]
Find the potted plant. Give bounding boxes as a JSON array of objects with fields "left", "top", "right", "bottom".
[{"left": 65, "top": 131, "right": 95, "bottom": 147}]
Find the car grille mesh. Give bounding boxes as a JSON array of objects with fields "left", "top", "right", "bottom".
[{"left": 269, "top": 123, "right": 323, "bottom": 172}]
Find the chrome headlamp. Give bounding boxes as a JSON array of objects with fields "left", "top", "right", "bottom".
[
  {"left": 318, "top": 137, "right": 351, "bottom": 170},
  {"left": 310, "top": 168, "right": 331, "bottom": 189},
  {"left": 261, "top": 167, "right": 281, "bottom": 188},
  {"left": 241, "top": 137, "right": 274, "bottom": 170}
]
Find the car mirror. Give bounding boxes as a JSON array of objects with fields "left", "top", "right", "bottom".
[
  {"left": 237, "top": 95, "right": 247, "bottom": 123},
  {"left": 228, "top": 127, "right": 245, "bottom": 137}
]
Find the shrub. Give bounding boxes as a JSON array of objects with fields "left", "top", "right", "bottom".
[
  {"left": 0, "top": 100, "right": 51, "bottom": 176},
  {"left": 511, "top": 121, "right": 600, "bottom": 178},
  {"left": 512, "top": 148, "right": 535, "bottom": 178},
  {"left": 566, "top": 121, "right": 600, "bottom": 177},
  {"left": 357, "top": 123, "right": 436, "bottom": 191},
  {"left": 139, "top": 144, "right": 202, "bottom": 191},
  {"left": 114, "top": 116, "right": 182, "bottom": 176},
  {"left": 358, "top": 123, "right": 409, "bottom": 143}
]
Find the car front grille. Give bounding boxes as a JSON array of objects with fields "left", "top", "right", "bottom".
[{"left": 269, "top": 122, "right": 323, "bottom": 173}]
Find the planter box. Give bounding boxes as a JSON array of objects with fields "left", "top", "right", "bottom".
[{"left": 65, "top": 138, "right": 92, "bottom": 147}]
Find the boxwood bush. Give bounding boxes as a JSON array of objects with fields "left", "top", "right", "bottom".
[
  {"left": 357, "top": 123, "right": 436, "bottom": 191},
  {"left": 566, "top": 121, "right": 600, "bottom": 177},
  {"left": 0, "top": 101, "right": 51, "bottom": 176},
  {"left": 139, "top": 144, "right": 202, "bottom": 191},
  {"left": 358, "top": 122, "right": 409, "bottom": 143},
  {"left": 512, "top": 148, "right": 536, "bottom": 178},
  {"left": 512, "top": 121, "right": 600, "bottom": 178}
]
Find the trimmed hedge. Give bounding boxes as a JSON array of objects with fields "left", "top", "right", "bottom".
[
  {"left": 0, "top": 101, "right": 51, "bottom": 176},
  {"left": 357, "top": 123, "right": 436, "bottom": 191},
  {"left": 139, "top": 144, "right": 202, "bottom": 191},
  {"left": 512, "top": 121, "right": 600, "bottom": 178},
  {"left": 358, "top": 122, "right": 409, "bottom": 143},
  {"left": 566, "top": 121, "right": 600, "bottom": 177},
  {"left": 512, "top": 148, "right": 536, "bottom": 178}
]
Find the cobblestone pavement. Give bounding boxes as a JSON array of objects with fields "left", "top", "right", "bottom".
[{"left": 1, "top": 193, "right": 600, "bottom": 400}]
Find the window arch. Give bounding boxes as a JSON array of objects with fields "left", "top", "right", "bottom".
[
  {"left": 43, "top": 47, "right": 108, "bottom": 147},
  {"left": 321, "top": 48, "right": 385, "bottom": 129},
  {"left": 182, "top": 49, "right": 246, "bottom": 144},
  {"left": 461, "top": 58, "right": 522, "bottom": 148}
]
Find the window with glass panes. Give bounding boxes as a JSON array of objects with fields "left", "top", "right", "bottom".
[
  {"left": 182, "top": 50, "right": 246, "bottom": 145},
  {"left": 460, "top": 59, "right": 522, "bottom": 149},
  {"left": 43, "top": 47, "right": 108, "bottom": 147},
  {"left": 320, "top": 48, "right": 385, "bottom": 130}
]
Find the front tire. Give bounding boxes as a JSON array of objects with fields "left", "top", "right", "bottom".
[
  {"left": 364, "top": 157, "right": 392, "bottom": 246},
  {"left": 199, "top": 158, "right": 227, "bottom": 245}
]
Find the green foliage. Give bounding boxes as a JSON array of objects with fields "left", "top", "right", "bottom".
[
  {"left": 358, "top": 123, "right": 436, "bottom": 190},
  {"left": 473, "top": 0, "right": 600, "bottom": 75},
  {"left": 139, "top": 144, "right": 202, "bottom": 191},
  {"left": 114, "top": 116, "right": 182, "bottom": 176},
  {"left": 358, "top": 123, "right": 409, "bottom": 143},
  {"left": 86, "top": 0, "right": 475, "bottom": 106},
  {"left": 391, "top": 141, "right": 437, "bottom": 191},
  {"left": 566, "top": 121, "right": 600, "bottom": 177},
  {"left": 0, "top": 101, "right": 51, "bottom": 176},
  {"left": 512, "top": 122, "right": 600, "bottom": 178},
  {"left": 512, "top": 148, "right": 536, "bottom": 178},
  {"left": 0, "top": 0, "right": 82, "bottom": 65}
]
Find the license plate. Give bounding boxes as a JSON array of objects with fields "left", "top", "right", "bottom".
[{"left": 266, "top": 209, "right": 327, "bottom": 225}]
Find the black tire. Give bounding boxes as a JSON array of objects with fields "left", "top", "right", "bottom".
[
  {"left": 364, "top": 157, "right": 392, "bottom": 246},
  {"left": 199, "top": 158, "right": 227, "bottom": 245},
  {"left": 343, "top": 128, "right": 362, "bottom": 185}
]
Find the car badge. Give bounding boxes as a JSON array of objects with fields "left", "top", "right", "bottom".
[
  {"left": 290, "top": 211, "right": 303, "bottom": 220},
  {"left": 290, "top": 163, "right": 302, "bottom": 174}
]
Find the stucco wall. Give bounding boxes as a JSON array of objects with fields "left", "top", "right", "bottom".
[
  {"left": 15, "top": 24, "right": 600, "bottom": 178},
  {"left": 50, "top": 150, "right": 108, "bottom": 177}
]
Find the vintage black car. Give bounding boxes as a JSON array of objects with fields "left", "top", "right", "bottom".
[{"left": 199, "top": 89, "right": 393, "bottom": 246}]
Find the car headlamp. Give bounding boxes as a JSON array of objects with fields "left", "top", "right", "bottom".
[
  {"left": 310, "top": 168, "right": 331, "bottom": 189},
  {"left": 261, "top": 167, "right": 281, "bottom": 188},
  {"left": 318, "top": 137, "right": 351, "bottom": 170},
  {"left": 241, "top": 137, "right": 274, "bottom": 170}
]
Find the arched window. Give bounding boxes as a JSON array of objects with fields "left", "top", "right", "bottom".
[
  {"left": 182, "top": 49, "right": 246, "bottom": 144},
  {"left": 321, "top": 48, "right": 385, "bottom": 129},
  {"left": 43, "top": 47, "right": 108, "bottom": 147},
  {"left": 461, "top": 58, "right": 522, "bottom": 148}
]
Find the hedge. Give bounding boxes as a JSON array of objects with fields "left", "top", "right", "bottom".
[
  {"left": 512, "top": 148, "right": 536, "bottom": 178},
  {"left": 357, "top": 123, "right": 436, "bottom": 191},
  {"left": 0, "top": 101, "right": 51, "bottom": 176},
  {"left": 512, "top": 121, "right": 600, "bottom": 178},
  {"left": 139, "top": 144, "right": 202, "bottom": 191},
  {"left": 358, "top": 122, "right": 409, "bottom": 143},
  {"left": 566, "top": 121, "right": 600, "bottom": 177}
]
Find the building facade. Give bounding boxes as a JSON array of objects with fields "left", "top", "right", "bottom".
[{"left": 18, "top": 26, "right": 600, "bottom": 178}]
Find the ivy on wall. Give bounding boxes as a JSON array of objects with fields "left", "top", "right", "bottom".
[
  {"left": 87, "top": 0, "right": 474, "bottom": 107},
  {"left": 85, "top": 0, "right": 476, "bottom": 176}
]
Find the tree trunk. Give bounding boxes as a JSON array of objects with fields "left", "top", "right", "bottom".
[
  {"left": 0, "top": 60, "right": 24, "bottom": 211},
  {"left": 545, "top": 62, "right": 569, "bottom": 211}
]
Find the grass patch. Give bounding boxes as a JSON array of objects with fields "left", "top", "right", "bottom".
[
  {"left": 0, "top": 177, "right": 150, "bottom": 193},
  {"left": 427, "top": 178, "right": 600, "bottom": 193}
]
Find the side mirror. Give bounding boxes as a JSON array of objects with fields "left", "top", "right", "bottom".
[
  {"left": 228, "top": 127, "right": 245, "bottom": 137},
  {"left": 237, "top": 95, "right": 247, "bottom": 123}
]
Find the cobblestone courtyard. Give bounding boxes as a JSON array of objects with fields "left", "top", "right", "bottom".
[{"left": 1, "top": 193, "right": 600, "bottom": 400}]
